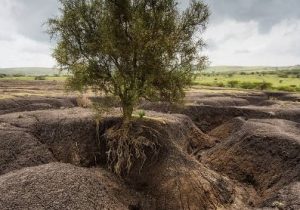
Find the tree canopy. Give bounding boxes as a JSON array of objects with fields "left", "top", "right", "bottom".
[{"left": 48, "top": 0, "right": 209, "bottom": 122}]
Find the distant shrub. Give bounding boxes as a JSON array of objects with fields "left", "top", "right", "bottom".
[
  {"left": 290, "top": 85, "right": 297, "bottom": 88},
  {"left": 227, "top": 80, "right": 239, "bottom": 88},
  {"left": 238, "top": 82, "right": 270, "bottom": 90},
  {"left": 0, "top": 73, "right": 7, "bottom": 78},
  {"left": 240, "top": 72, "right": 247, "bottom": 75},
  {"left": 277, "top": 86, "right": 296, "bottom": 92},
  {"left": 227, "top": 73, "right": 234, "bottom": 77},
  {"left": 199, "top": 82, "right": 214, "bottom": 87},
  {"left": 215, "top": 82, "right": 225, "bottom": 87},
  {"left": 12, "top": 73, "right": 25, "bottom": 77},
  {"left": 34, "top": 76, "right": 46, "bottom": 80},
  {"left": 279, "top": 80, "right": 283, "bottom": 83},
  {"left": 257, "top": 81, "right": 273, "bottom": 90},
  {"left": 278, "top": 74, "right": 289, "bottom": 78},
  {"left": 239, "top": 82, "right": 257, "bottom": 89}
]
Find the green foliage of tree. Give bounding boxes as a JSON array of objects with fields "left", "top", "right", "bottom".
[{"left": 48, "top": 0, "right": 209, "bottom": 123}]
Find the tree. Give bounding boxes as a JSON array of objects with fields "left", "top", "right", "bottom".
[{"left": 48, "top": 0, "right": 209, "bottom": 124}]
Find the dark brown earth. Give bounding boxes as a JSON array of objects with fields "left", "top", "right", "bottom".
[
  {"left": 0, "top": 80, "right": 299, "bottom": 210},
  {"left": 0, "top": 163, "right": 147, "bottom": 210}
]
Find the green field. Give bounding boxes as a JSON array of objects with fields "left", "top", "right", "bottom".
[
  {"left": 204, "top": 65, "right": 300, "bottom": 73},
  {"left": 195, "top": 69, "right": 300, "bottom": 92}
]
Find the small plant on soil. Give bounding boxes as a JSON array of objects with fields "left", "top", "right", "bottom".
[{"left": 137, "top": 110, "right": 146, "bottom": 119}]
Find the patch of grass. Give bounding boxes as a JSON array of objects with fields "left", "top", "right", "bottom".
[{"left": 137, "top": 110, "right": 146, "bottom": 119}]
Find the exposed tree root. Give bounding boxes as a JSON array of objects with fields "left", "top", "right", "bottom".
[
  {"left": 99, "top": 116, "right": 251, "bottom": 209},
  {"left": 102, "top": 121, "right": 160, "bottom": 176}
]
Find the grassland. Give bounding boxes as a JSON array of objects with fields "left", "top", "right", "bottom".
[
  {"left": 195, "top": 69, "right": 300, "bottom": 92},
  {"left": 205, "top": 65, "right": 300, "bottom": 73}
]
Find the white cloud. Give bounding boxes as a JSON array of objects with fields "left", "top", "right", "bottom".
[
  {"left": 0, "top": 0, "right": 300, "bottom": 67},
  {"left": 204, "top": 18, "right": 300, "bottom": 66},
  {"left": 0, "top": 34, "right": 55, "bottom": 68},
  {"left": 0, "top": 0, "right": 56, "bottom": 68}
]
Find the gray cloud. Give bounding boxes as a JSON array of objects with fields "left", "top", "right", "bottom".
[
  {"left": 12, "top": 0, "right": 59, "bottom": 42},
  {"left": 204, "top": 0, "right": 300, "bottom": 33}
]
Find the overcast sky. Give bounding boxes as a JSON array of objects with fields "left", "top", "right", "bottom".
[{"left": 0, "top": 0, "right": 299, "bottom": 68}]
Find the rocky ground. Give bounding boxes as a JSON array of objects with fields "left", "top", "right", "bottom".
[{"left": 0, "top": 80, "right": 299, "bottom": 210}]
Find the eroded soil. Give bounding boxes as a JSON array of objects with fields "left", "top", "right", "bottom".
[{"left": 0, "top": 80, "right": 299, "bottom": 210}]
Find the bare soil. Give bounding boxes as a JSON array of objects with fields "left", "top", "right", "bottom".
[{"left": 0, "top": 80, "right": 299, "bottom": 210}]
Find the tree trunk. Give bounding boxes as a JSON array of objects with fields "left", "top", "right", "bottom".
[{"left": 122, "top": 103, "right": 133, "bottom": 125}]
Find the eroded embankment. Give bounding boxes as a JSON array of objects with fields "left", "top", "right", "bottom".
[
  {"left": 200, "top": 118, "right": 300, "bottom": 209},
  {"left": 140, "top": 91, "right": 300, "bottom": 133},
  {"left": 0, "top": 108, "right": 249, "bottom": 209},
  {"left": 0, "top": 96, "right": 77, "bottom": 115},
  {"left": 0, "top": 95, "right": 299, "bottom": 210}
]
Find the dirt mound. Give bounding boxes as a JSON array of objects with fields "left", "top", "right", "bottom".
[
  {"left": 140, "top": 89, "right": 300, "bottom": 135},
  {"left": 139, "top": 102, "right": 273, "bottom": 132},
  {"left": 0, "top": 108, "right": 100, "bottom": 167},
  {"left": 260, "top": 182, "right": 300, "bottom": 209},
  {"left": 265, "top": 91, "right": 300, "bottom": 102},
  {"left": 182, "top": 105, "right": 274, "bottom": 132},
  {"left": 200, "top": 119, "right": 300, "bottom": 207},
  {"left": 0, "top": 163, "right": 146, "bottom": 210},
  {"left": 0, "top": 122, "right": 55, "bottom": 175},
  {"left": 141, "top": 102, "right": 300, "bottom": 133},
  {"left": 99, "top": 114, "right": 251, "bottom": 210},
  {"left": 185, "top": 90, "right": 272, "bottom": 106},
  {"left": 275, "top": 108, "right": 300, "bottom": 123},
  {"left": 0, "top": 96, "right": 76, "bottom": 115},
  {"left": 208, "top": 117, "right": 246, "bottom": 140}
]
